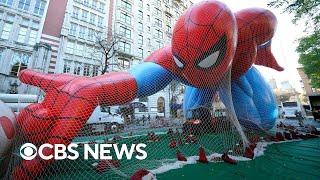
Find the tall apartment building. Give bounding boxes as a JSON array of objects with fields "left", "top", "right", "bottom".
[
  {"left": 297, "top": 67, "right": 320, "bottom": 96},
  {"left": 52, "top": 0, "right": 108, "bottom": 77},
  {"left": 52, "top": 0, "right": 192, "bottom": 117},
  {"left": 106, "top": 0, "right": 193, "bottom": 117},
  {"left": 0, "top": 0, "right": 193, "bottom": 117},
  {"left": 0, "top": 0, "right": 49, "bottom": 93}
]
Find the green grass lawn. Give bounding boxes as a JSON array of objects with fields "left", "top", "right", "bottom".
[
  {"left": 5, "top": 129, "right": 320, "bottom": 180},
  {"left": 158, "top": 138, "right": 320, "bottom": 180}
]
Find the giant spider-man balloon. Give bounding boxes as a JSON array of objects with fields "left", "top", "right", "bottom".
[{"left": 12, "top": 1, "right": 283, "bottom": 179}]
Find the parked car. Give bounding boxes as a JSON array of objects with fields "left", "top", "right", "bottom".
[
  {"left": 87, "top": 106, "right": 124, "bottom": 132},
  {"left": 281, "top": 101, "right": 302, "bottom": 119}
]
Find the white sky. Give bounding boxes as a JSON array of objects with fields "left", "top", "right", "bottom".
[{"left": 191, "top": 0, "right": 306, "bottom": 92}]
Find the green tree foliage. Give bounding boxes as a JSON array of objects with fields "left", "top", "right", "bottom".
[
  {"left": 268, "top": 0, "right": 320, "bottom": 88},
  {"left": 297, "top": 31, "right": 320, "bottom": 88}
]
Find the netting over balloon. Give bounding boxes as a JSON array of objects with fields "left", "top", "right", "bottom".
[{"left": 2, "top": 0, "right": 300, "bottom": 179}]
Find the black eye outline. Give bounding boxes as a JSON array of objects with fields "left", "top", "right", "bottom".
[
  {"left": 173, "top": 53, "right": 185, "bottom": 69},
  {"left": 196, "top": 34, "right": 227, "bottom": 70},
  {"left": 257, "top": 39, "right": 271, "bottom": 49},
  {"left": 172, "top": 34, "right": 227, "bottom": 71}
]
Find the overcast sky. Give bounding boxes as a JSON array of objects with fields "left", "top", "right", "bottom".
[{"left": 191, "top": 0, "right": 306, "bottom": 92}]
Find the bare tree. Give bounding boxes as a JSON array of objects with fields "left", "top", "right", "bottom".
[{"left": 94, "top": 34, "right": 123, "bottom": 74}]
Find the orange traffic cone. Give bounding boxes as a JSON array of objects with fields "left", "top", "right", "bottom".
[
  {"left": 197, "top": 147, "right": 208, "bottom": 163},
  {"left": 176, "top": 150, "right": 187, "bottom": 161},
  {"left": 130, "top": 169, "right": 156, "bottom": 180},
  {"left": 222, "top": 153, "right": 237, "bottom": 164}
]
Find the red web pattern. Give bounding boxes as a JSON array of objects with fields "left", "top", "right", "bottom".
[{"left": 12, "top": 69, "right": 137, "bottom": 179}]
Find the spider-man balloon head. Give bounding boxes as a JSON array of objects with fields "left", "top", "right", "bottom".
[{"left": 172, "top": 0, "right": 237, "bottom": 88}]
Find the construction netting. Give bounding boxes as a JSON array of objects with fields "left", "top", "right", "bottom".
[{"left": 1, "top": 0, "right": 319, "bottom": 180}]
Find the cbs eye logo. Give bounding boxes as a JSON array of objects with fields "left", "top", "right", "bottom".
[{"left": 20, "top": 143, "right": 37, "bottom": 160}]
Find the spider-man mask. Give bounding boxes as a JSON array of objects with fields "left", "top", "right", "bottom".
[{"left": 172, "top": 0, "right": 237, "bottom": 88}]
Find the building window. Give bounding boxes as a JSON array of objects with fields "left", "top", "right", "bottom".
[
  {"left": 0, "top": 0, "right": 13, "bottom": 6},
  {"left": 137, "top": 22, "right": 143, "bottom": 32},
  {"left": 63, "top": 60, "right": 71, "bottom": 73},
  {"left": 166, "top": 25, "right": 171, "bottom": 33},
  {"left": 118, "top": 58, "right": 130, "bottom": 69},
  {"left": 21, "top": 18, "right": 29, "bottom": 26},
  {"left": 73, "top": 63, "right": 81, "bottom": 75},
  {"left": 94, "top": 51, "right": 103, "bottom": 60},
  {"left": 154, "top": 8, "right": 161, "bottom": 16},
  {"left": 138, "top": 0, "right": 143, "bottom": 8},
  {"left": 156, "top": 0, "right": 161, "bottom": 6},
  {"left": 75, "top": 44, "right": 84, "bottom": 56},
  {"left": 118, "top": 41, "right": 131, "bottom": 54},
  {"left": 156, "top": 41, "right": 162, "bottom": 49},
  {"left": 79, "top": 26, "right": 86, "bottom": 39},
  {"left": 98, "top": 16, "right": 103, "bottom": 27},
  {"left": 90, "top": 13, "right": 96, "bottom": 25},
  {"left": 10, "top": 52, "right": 30, "bottom": 76},
  {"left": 147, "top": 15, "right": 150, "bottom": 22},
  {"left": 92, "top": 65, "right": 99, "bottom": 76},
  {"left": 120, "top": 0, "right": 132, "bottom": 12},
  {"left": 85, "top": 47, "right": 93, "bottom": 57},
  {"left": 83, "top": 64, "right": 90, "bottom": 76},
  {"left": 119, "top": 26, "right": 131, "bottom": 39},
  {"left": 138, "top": 35, "right": 143, "bottom": 46},
  {"left": 165, "top": 5, "right": 170, "bottom": 12},
  {"left": 1, "top": 23, "right": 12, "bottom": 40},
  {"left": 17, "top": 26, "right": 28, "bottom": 43},
  {"left": 6, "top": 14, "right": 15, "bottom": 22},
  {"left": 99, "top": 2, "right": 105, "bottom": 12},
  {"left": 31, "top": 21, "right": 39, "bottom": 29},
  {"left": 88, "top": 29, "right": 95, "bottom": 41},
  {"left": 155, "top": 29, "right": 163, "bottom": 39},
  {"left": 147, "top": 26, "right": 150, "bottom": 32},
  {"left": 28, "top": 30, "right": 37, "bottom": 45},
  {"left": 34, "top": 0, "right": 46, "bottom": 15},
  {"left": 92, "top": 0, "right": 97, "bottom": 9},
  {"left": 138, "top": 10, "right": 143, "bottom": 19},
  {"left": 82, "top": 10, "right": 88, "bottom": 21},
  {"left": 147, "top": 38, "right": 151, "bottom": 45},
  {"left": 73, "top": 7, "right": 79, "bottom": 18},
  {"left": 155, "top": 18, "right": 162, "bottom": 27},
  {"left": 166, "top": 16, "right": 171, "bottom": 24},
  {"left": 83, "top": 0, "right": 89, "bottom": 6},
  {"left": 69, "top": 23, "right": 77, "bottom": 36},
  {"left": 18, "top": 0, "right": 31, "bottom": 11},
  {"left": 66, "top": 41, "right": 75, "bottom": 54},
  {"left": 120, "top": 13, "right": 131, "bottom": 25},
  {"left": 137, "top": 48, "right": 143, "bottom": 58}
]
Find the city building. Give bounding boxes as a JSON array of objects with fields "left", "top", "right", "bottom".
[
  {"left": 0, "top": 0, "right": 50, "bottom": 93},
  {"left": 268, "top": 78, "right": 277, "bottom": 89},
  {"left": 51, "top": 0, "right": 193, "bottom": 118},
  {"left": 0, "top": 0, "right": 193, "bottom": 118},
  {"left": 297, "top": 67, "right": 320, "bottom": 96}
]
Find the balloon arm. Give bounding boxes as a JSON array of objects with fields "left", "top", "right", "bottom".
[
  {"left": 230, "top": 67, "right": 278, "bottom": 130},
  {"left": 129, "top": 62, "right": 175, "bottom": 97},
  {"left": 183, "top": 86, "right": 216, "bottom": 119}
]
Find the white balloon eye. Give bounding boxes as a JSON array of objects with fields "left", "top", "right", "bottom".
[
  {"left": 197, "top": 50, "right": 220, "bottom": 69},
  {"left": 173, "top": 55, "right": 184, "bottom": 68}
]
